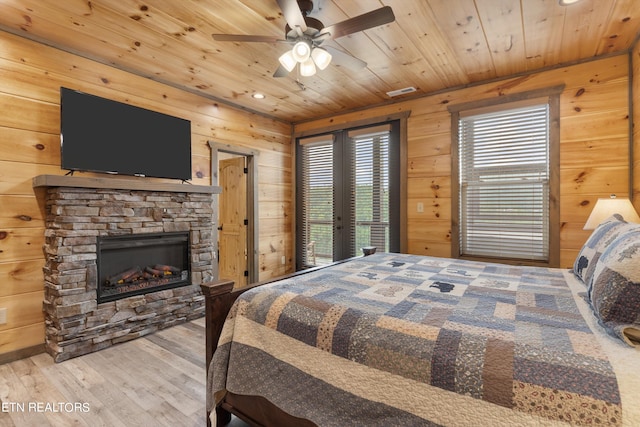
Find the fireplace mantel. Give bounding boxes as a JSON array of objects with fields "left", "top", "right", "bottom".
[{"left": 33, "top": 174, "right": 221, "bottom": 194}]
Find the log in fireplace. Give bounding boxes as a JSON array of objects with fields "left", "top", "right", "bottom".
[{"left": 97, "top": 232, "right": 190, "bottom": 303}]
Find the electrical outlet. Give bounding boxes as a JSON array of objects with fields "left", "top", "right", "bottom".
[
  {"left": 417, "top": 202, "right": 424, "bottom": 213},
  {"left": 281, "top": 256, "right": 286, "bottom": 265},
  {"left": 0, "top": 308, "right": 7, "bottom": 325}
]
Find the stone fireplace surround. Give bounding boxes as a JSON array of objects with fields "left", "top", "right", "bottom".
[{"left": 33, "top": 175, "right": 221, "bottom": 362}]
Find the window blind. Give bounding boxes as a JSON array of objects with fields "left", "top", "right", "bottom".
[
  {"left": 349, "top": 126, "right": 391, "bottom": 254},
  {"left": 458, "top": 103, "right": 550, "bottom": 261},
  {"left": 299, "top": 136, "right": 334, "bottom": 266}
]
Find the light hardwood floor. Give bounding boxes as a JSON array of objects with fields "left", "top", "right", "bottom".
[{"left": 0, "top": 318, "right": 249, "bottom": 427}]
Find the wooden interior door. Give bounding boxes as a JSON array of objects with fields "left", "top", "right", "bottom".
[{"left": 218, "top": 156, "right": 248, "bottom": 288}]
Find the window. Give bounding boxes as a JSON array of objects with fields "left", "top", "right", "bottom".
[
  {"left": 296, "top": 122, "right": 401, "bottom": 269},
  {"left": 450, "top": 88, "right": 561, "bottom": 266}
]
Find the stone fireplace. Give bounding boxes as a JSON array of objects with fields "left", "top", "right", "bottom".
[{"left": 33, "top": 175, "right": 220, "bottom": 362}]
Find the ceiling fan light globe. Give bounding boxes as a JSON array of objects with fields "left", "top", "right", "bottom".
[
  {"left": 278, "top": 50, "right": 297, "bottom": 72},
  {"left": 292, "top": 41, "right": 311, "bottom": 63},
  {"left": 300, "top": 58, "right": 316, "bottom": 76},
  {"left": 311, "top": 47, "right": 332, "bottom": 70}
]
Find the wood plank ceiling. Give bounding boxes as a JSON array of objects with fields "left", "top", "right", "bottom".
[{"left": 0, "top": 0, "right": 639, "bottom": 123}]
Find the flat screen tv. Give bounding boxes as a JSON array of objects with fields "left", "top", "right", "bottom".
[{"left": 60, "top": 87, "right": 192, "bottom": 181}]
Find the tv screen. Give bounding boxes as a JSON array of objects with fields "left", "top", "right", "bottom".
[{"left": 60, "top": 87, "right": 192, "bottom": 181}]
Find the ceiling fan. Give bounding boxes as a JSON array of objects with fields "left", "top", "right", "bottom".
[{"left": 212, "top": 0, "right": 395, "bottom": 78}]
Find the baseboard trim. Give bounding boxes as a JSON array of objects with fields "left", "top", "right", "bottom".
[{"left": 0, "top": 344, "right": 46, "bottom": 365}]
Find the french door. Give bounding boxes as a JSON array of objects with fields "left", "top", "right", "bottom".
[{"left": 296, "top": 121, "right": 400, "bottom": 270}]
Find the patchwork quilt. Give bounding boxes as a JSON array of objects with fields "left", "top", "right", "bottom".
[{"left": 210, "top": 253, "right": 639, "bottom": 426}]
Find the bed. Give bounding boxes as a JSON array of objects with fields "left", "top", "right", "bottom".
[{"left": 201, "top": 214, "right": 640, "bottom": 426}]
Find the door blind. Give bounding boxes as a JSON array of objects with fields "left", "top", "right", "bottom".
[
  {"left": 349, "top": 126, "right": 391, "bottom": 255},
  {"left": 458, "top": 103, "right": 550, "bottom": 261},
  {"left": 299, "top": 137, "right": 334, "bottom": 266}
]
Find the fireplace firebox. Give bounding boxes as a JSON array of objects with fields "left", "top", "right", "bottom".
[{"left": 97, "top": 232, "right": 190, "bottom": 303}]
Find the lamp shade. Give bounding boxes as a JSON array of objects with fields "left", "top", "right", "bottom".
[
  {"left": 299, "top": 58, "right": 316, "bottom": 76},
  {"left": 278, "top": 50, "right": 297, "bottom": 72},
  {"left": 311, "top": 47, "right": 332, "bottom": 70},
  {"left": 292, "top": 41, "right": 311, "bottom": 63},
  {"left": 583, "top": 196, "right": 640, "bottom": 230}
]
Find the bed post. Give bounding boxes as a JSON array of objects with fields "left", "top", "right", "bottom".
[
  {"left": 200, "top": 279, "right": 235, "bottom": 427},
  {"left": 362, "top": 246, "right": 377, "bottom": 256}
]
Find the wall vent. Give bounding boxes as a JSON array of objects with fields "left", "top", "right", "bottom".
[{"left": 386, "top": 87, "right": 417, "bottom": 97}]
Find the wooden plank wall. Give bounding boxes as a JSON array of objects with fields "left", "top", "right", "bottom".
[
  {"left": 0, "top": 31, "right": 292, "bottom": 358},
  {"left": 633, "top": 42, "right": 640, "bottom": 210},
  {"left": 295, "top": 53, "right": 634, "bottom": 269}
]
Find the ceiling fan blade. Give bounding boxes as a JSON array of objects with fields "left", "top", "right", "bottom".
[
  {"left": 323, "top": 46, "right": 367, "bottom": 71},
  {"left": 276, "top": 0, "right": 307, "bottom": 33},
  {"left": 273, "top": 64, "right": 290, "bottom": 78},
  {"left": 212, "top": 34, "right": 285, "bottom": 43},
  {"left": 317, "top": 6, "right": 395, "bottom": 41}
]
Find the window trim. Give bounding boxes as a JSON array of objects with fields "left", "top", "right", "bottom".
[{"left": 448, "top": 86, "right": 563, "bottom": 267}]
